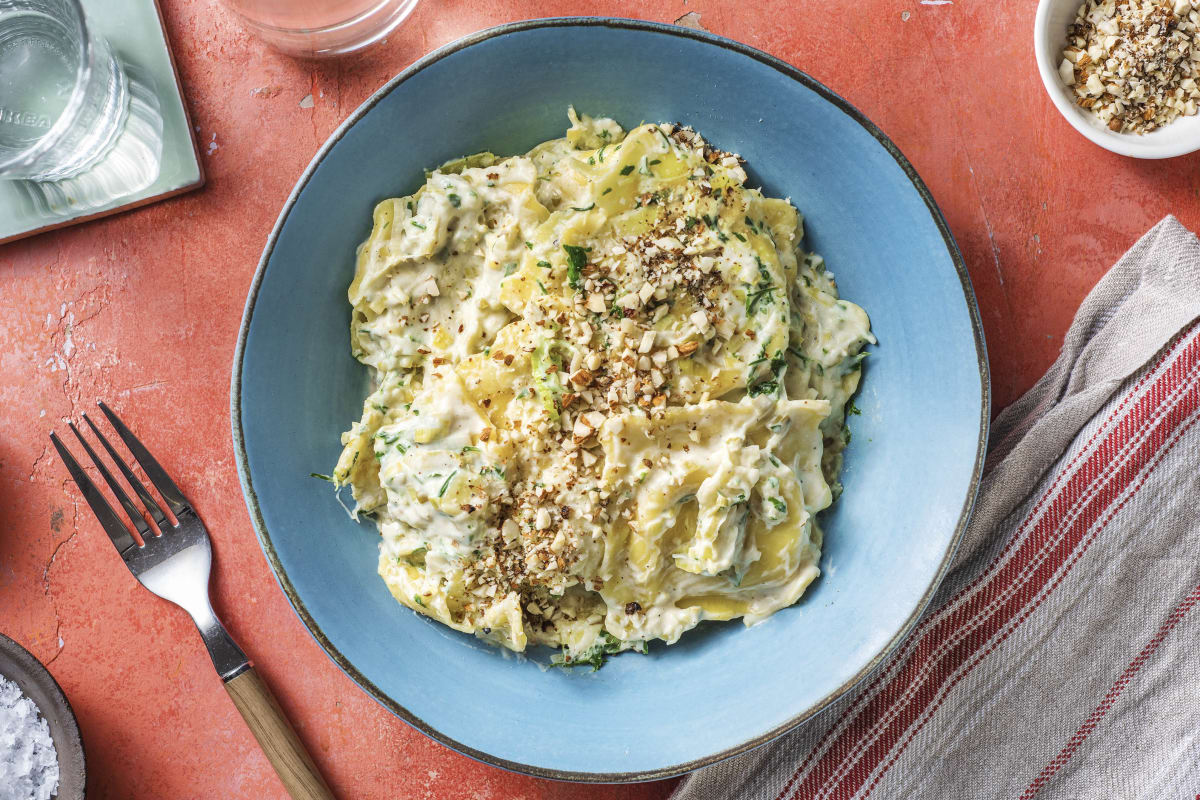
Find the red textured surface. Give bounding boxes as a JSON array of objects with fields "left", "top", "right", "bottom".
[{"left": 0, "top": 1, "right": 1197, "bottom": 798}]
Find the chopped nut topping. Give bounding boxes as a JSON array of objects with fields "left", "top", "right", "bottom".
[{"left": 1061, "top": 0, "right": 1200, "bottom": 134}]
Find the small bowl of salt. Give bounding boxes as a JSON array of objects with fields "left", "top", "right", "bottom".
[{"left": 0, "top": 633, "right": 84, "bottom": 800}]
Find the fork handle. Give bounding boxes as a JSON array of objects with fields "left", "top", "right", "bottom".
[{"left": 225, "top": 668, "right": 335, "bottom": 800}]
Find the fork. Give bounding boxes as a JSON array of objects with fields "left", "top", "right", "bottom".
[{"left": 50, "top": 402, "right": 335, "bottom": 800}]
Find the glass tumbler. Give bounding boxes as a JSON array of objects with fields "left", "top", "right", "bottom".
[
  {"left": 0, "top": 0, "right": 129, "bottom": 181},
  {"left": 219, "top": 0, "right": 420, "bottom": 57}
]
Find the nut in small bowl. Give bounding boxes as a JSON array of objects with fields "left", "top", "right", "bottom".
[{"left": 1034, "top": 0, "right": 1200, "bottom": 158}]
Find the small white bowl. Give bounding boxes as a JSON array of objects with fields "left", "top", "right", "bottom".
[{"left": 1034, "top": 0, "right": 1200, "bottom": 158}]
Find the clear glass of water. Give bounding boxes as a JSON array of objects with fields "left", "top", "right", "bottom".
[
  {"left": 220, "top": 0, "right": 421, "bottom": 57},
  {"left": 0, "top": 0, "right": 128, "bottom": 181}
]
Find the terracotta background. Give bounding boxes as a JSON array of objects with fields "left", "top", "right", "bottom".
[{"left": 1, "top": 0, "right": 1198, "bottom": 798}]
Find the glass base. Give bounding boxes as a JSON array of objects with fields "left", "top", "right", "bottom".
[
  {"left": 226, "top": 0, "right": 420, "bottom": 58},
  {"left": 15, "top": 62, "right": 162, "bottom": 214}
]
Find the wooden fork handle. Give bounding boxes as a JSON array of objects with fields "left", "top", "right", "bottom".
[{"left": 225, "top": 668, "right": 335, "bottom": 800}]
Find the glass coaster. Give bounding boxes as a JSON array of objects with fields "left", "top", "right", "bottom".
[{"left": 0, "top": 0, "right": 203, "bottom": 245}]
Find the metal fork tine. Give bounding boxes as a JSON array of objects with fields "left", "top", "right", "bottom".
[
  {"left": 68, "top": 421, "right": 153, "bottom": 540},
  {"left": 82, "top": 413, "right": 170, "bottom": 533},
  {"left": 97, "top": 401, "right": 190, "bottom": 517},
  {"left": 49, "top": 432, "right": 139, "bottom": 555}
]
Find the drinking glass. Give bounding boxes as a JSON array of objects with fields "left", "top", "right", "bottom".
[
  {"left": 0, "top": 0, "right": 129, "bottom": 181},
  {"left": 220, "top": 0, "right": 420, "bottom": 57}
]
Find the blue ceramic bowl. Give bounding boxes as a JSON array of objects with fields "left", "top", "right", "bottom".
[{"left": 233, "top": 18, "right": 989, "bottom": 781}]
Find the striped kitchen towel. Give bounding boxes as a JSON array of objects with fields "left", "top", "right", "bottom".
[{"left": 672, "top": 215, "right": 1200, "bottom": 800}]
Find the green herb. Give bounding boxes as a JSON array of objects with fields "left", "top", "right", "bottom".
[
  {"left": 638, "top": 156, "right": 654, "bottom": 176},
  {"left": 588, "top": 156, "right": 595, "bottom": 165},
  {"left": 747, "top": 353, "right": 787, "bottom": 396},
  {"left": 503, "top": 262, "right": 519, "bottom": 277},
  {"left": 550, "top": 631, "right": 633, "bottom": 671},
  {"left": 767, "top": 497, "right": 788, "bottom": 514},
  {"left": 745, "top": 215, "right": 756, "bottom": 230},
  {"left": 732, "top": 231, "right": 746, "bottom": 242},
  {"left": 649, "top": 159, "right": 661, "bottom": 166},
  {"left": 413, "top": 595, "right": 425, "bottom": 607},
  {"left": 536, "top": 279, "right": 548, "bottom": 295},
  {"left": 602, "top": 187, "right": 612, "bottom": 195},
  {"left": 620, "top": 164, "right": 635, "bottom": 176},
  {"left": 841, "top": 426, "right": 852, "bottom": 446},
  {"left": 562, "top": 244, "right": 590, "bottom": 290},
  {"left": 598, "top": 145, "right": 607, "bottom": 162},
  {"left": 409, "top": 220, "right": 426, "bottom": 230},
  {"left": 461, "top": 445, "right": 480, "bottom": 453},
  {"left": 406, "top": 200, "right": 414, "bottom": 213},
  {"left": 447, "top": 193, "right": 461, "bottom": 207},
  {"left": 685, "top": 216, "right": 700, "bottom": 229},
  {"left": 537, "top": 260, "right": 552, "bottom": 268},
  {"left": 525, "top": 241, "right": 534, "bottom": 250},
  {"left": 571, "top": 203, "right": 595, "bottom": 212},
  {"left": 848, "top": 402, "right": 861, "bottom": 416},
  {"left": 371, "top": 403, "right": 388, "bottom": 413},
  {"left": 309, "top": 472, "right": 334, "bottom": 482},
  {"left": 437, "top": 471, "right": 457, "bottom": 498},
  {"left": 746, "top": 286, "right": 776, "bottom": 314}
]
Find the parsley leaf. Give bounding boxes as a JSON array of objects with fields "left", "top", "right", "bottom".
[{"left": 562, "top": 244, "right": 590, "bottom": 290}]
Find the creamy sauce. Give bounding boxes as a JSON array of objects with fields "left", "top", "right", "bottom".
[{"left": 332, "top": 109, "right": 874, "bottom": 665}]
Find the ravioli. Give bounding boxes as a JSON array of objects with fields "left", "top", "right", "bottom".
[{"left": 331, "top": 109, "right": 874, "bottom": 666}]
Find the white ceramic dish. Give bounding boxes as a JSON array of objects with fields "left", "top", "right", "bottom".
[{"left": 1034, "top": 0, "right": 1200, "bottom": 159}]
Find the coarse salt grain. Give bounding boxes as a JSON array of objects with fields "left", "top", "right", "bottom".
[{"left": 0, "top": 674, "right": 59, "bottom": 800}]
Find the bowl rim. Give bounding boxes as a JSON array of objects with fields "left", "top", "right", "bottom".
[
  {"left": 0, "top": 632, "right": 86, "bottom": 799},
  {"left": 230, "top": 16, "right": 991, "bottom": 782},
  {"left": 1032, "top": 0, "right": 1200, "bottom": 159}
]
